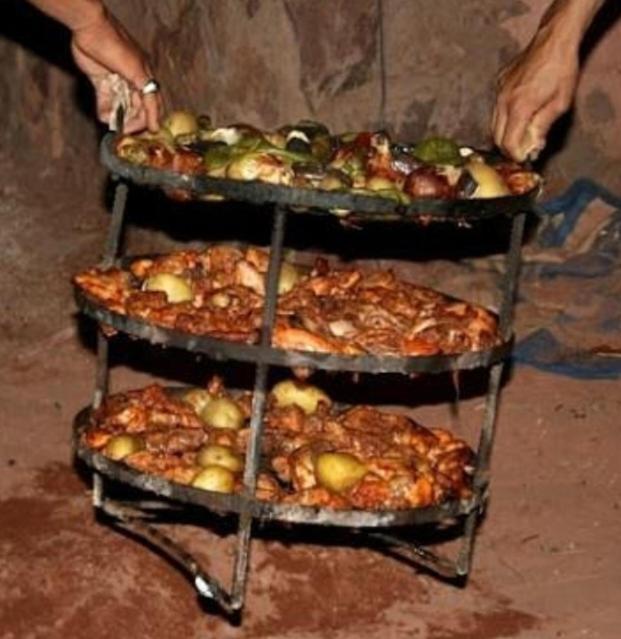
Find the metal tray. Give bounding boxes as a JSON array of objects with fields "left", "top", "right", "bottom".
[
  {"left": 101, "top": 134, "right": 538, "bottom": 223},
  {"left": 74, "top": 405, "right": 477, "bottom": 528},
  {"left": 75, "top": 288, "right": 512, "bottom": 375}
]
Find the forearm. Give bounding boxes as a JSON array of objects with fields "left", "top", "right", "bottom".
[
  {"left": 536, "top": 0, "right": 606, "bottom": 52},
  {"left": 27, "top": 0, "right": 105, "bottom": 32}
]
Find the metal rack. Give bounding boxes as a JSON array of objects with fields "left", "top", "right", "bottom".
[{"left": 74, "top": 132, "right": 533, "bottom": 616}]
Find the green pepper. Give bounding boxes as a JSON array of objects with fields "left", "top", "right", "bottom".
[{"left": 411, "top": 136, "right": 462, "bottom": 165}]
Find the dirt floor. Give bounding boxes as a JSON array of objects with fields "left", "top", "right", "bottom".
[{"left": 1, "top": 155, "right": 620, "bottom": 639}]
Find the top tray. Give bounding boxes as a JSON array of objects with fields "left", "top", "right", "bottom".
[{"left": 101, "top": 134, "right": 538, "bottom": 224}]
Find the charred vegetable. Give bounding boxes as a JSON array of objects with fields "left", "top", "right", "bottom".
[
  {"left": 182, "top": 388, "right": 213, "bottom": 415},
  {"left": 466, "top": 159, "right": 510, "bottom": 198}
]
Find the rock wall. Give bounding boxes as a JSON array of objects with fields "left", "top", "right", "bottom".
[{"left": 2, "top": 0, "right": 621, "bottom": 191}]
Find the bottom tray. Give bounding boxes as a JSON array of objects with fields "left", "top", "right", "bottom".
[{"left": 74, "top": 405, "right": 477, "bottom": 529}]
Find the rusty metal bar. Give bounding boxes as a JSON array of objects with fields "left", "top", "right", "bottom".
[
  {"left": 230, "top": 204, "right": 288, "bottom": 610},
  {"left": 456, "top": 210, "right": 527, "bottom": 576}
]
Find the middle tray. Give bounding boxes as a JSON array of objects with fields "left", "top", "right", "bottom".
[{"left": 76, "top": 289, "right": 512, "bottom": 375}]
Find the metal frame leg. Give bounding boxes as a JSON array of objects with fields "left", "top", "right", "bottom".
[
  {"left": 456, "top": 211, "right": 527, "bottom": 576},
  {"left": 230, "top": 204, "right": 288, "bottom": 610}
]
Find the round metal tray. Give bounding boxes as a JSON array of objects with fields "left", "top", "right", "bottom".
[
  {"left": 75, "top": 288, "right": 512, "bottom": 374},
  {"left": 74, "top": 405, "right": 477, "bottom": 528},
  {"left": 101, "top": 134, "right": 538, "bottom": 223}
]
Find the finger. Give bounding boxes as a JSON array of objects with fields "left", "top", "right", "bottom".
[
  {"left": 501, "top": 101, "right": 537, "bottom": 162},
  {"left": 493, "top": 99, "right": 508, "bottom": 151},
  {"left": 143, "top": 92, "right": 162, "bottom": 132},
  {"left": 122, "top": 91, "right": 147, "bottom": 134}
]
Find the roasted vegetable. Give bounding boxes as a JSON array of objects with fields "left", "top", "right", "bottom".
[
  {"left": 315, "top": 452, "right": 368, "bottom": 493},
  {"left": 104, "top": 434, "right": 144, "bottom": 461},
  {"left": 191, "top": 465, "right": 236, "bottom": 493},
  {"left": 163, "top": 110, "right": 199, "bottom": 138},
  {"left": 278, "top": 263, "right": 300, "bottom": 295},
  {"left": 182, "top": 388, "right": 213, "bottom": 415},
  {"left": 411, "top": 137, "right": 462, "bottom": 166},
  {"left": 271, "top": 380, "right": 331, "bottom": 415},
  {"left": 197, "top": 444, "right": 243, "bottom": 473},
  {"left": 143, "top": 273, "right": 193, "bottom": 303},
  {"left": 200, "top": 397, "right": 245, "bottom": 430},
  {"left": 466, "top": 159, "right": 510, "bottom": 198}
]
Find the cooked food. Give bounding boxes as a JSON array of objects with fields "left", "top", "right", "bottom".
[
  {"left": 82, "top": 380, "right": 475, "bottom": 511},
  {"left": 104, "top": 434, "right": 145, "bottom": 460},
  {"left": 114, "top": 113, "right": 540, "bottom": 203},
  {"left": 315, "top": 452, "right": 368, "bottom": 493},
  {"left": 143, "top": 273, "right": 194, "bottom": 303},
  {"left": 271, "top": 380, "right": 331, "bottom": 415},
  {"left": 74, "top": 245, "right": 501, "bottom": 358},
  {"left": 197, "top": 444, "right": 244, "bottom": 472},
  {"left": 192, "top": 465, "right": 236, "bottom": 493},
  {"left": 200, "top": 397, "right": 245, "bottom": 430}
]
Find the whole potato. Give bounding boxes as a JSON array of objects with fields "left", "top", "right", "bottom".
[
  {"left": 182, "top": 388, "right": 213, "bottom": 415},
  {"left": 163, "top": 110, "right": 198, "bottom": 138},
  {"left": 271, "top": 380, "right": 331, "bottom": 415},
  {"left": 278, "top": 263, "right": 300, "bottom": 295},
  {"left": 191, "top": 465, "right": 236, "bottom": 493},
  {"left": 197, "top": 444, "right": 243, "bottom": 473},
  {"left": 315, "top": 452, "right": 367, "bottom": 493},
  {"left": 104, "top": 434, "right": 144, "bottom": 461},
  {"left": 200, "top": 397, "right": 245, "bottom": 430},
  {"left": 143, "top": 273, "right": 193, "bottom": 303}
]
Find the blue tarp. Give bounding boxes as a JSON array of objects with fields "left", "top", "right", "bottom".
[{"left": 512, "top": 179, "right": 621, "bottom": 379}]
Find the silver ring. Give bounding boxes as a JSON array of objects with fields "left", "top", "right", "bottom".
[{"left": 141, "top": 79, "right": 160, "bottom": 95}]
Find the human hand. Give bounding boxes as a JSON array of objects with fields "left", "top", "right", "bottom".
[
  {"left": 492, "top": 25, "right": 580, "bottom": 162},
  {"left": 71, "top": 9, "right": 161, "bottom": 133}
]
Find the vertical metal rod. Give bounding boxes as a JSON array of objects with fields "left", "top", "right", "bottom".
[
  {"left": 456, "top": 211, "right": 526, "bottom": 576},
  {"left": 103, "top": 180, "right": 129, "bottom": 267},
  {"left": 92, "top": 330, "right": 110, "bottom": 409},
  {"left": 92, "top": 180, "right": 128, "bottom": 408},
  {"left": 92, "top": 179, "right": 129, "bottom": 507},
  {"left": 231, "top": 205, "right": 288, "bottom": 610}
]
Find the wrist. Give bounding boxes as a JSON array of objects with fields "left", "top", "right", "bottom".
[
  {"left": 70, "top": 1, "right": 107, "bottom": 34},
  {"left": 540, "top": 0, "right": 604, "bottom": 49}
]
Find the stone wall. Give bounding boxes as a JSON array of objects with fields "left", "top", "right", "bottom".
[{"left": 2, "top": 0, "right": 621, "bottom": 191}]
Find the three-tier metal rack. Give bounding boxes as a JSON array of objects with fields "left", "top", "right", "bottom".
[{"left": 73, "top": 132, "right": 536, "bottom": 617}]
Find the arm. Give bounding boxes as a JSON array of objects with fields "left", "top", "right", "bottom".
[
  {"left": 28, "top": 0, "right": 161, "bottom": 132},
  {"left": 492, "top": 0, "right": 606, "bottom": 161}
]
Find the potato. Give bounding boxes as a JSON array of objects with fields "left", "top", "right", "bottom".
[
  {"left": 104, "top": 434, "right": 144, "bottom": 461},
  {"left": 191, "top": 465, "right": 236, "bottom": 493},
  {"left": 197, "top": 444, "right": 243, "bottom": 473},
  {"left": 278, "top": 263, "right": 300, "bottom": 295},
  {"left": 182, "top": 388, "right": 213, "bottom": 415},
  {"left": 271, "top": 380, "right": 331, "bottom": 415},
  {"left": 163, "top": 110, "right": 198, "bottom": 138},
  {"left": 466, "top": 160, "right": 510, "bottom": 198},
  {"left": 200, "top": 397, "right": 245, "bottom": 430},
  {"left": 209, "top": 291, "right": 231, "bottom": 308},
  {"left": 143, "top": 273, "right": 193, "bottom": 303},
  {"left": 315, "top": 452, "right": 368, "bottom": 493}
]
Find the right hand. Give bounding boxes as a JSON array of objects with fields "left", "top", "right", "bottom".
[
  {"left": 492, "top": 24, "right": 579, "bottom": 162},
  {"left": 71, "top": 9, "right": 161, "bottom": 133}
]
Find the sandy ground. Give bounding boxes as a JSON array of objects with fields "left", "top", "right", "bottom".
[{"left": 1, "top": 157, "right": 620, "bottom": 639}]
